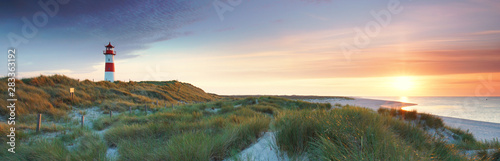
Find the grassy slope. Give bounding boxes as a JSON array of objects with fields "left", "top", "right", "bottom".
[
  {"left": 1, "top": 75, "right": 499, "bottom": 160},
  {"left": 0, "top": 96, "right": 330, "bottom": 160},
  {"left": 0, "top": 75, "right": 218, "bottom": 118},
  {"left": 101, "top": 97, "right": 331, "bottom": 160}
]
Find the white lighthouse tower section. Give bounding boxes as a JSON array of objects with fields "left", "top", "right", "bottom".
[
  {"left": 105, "top": 72, "right": 114, "bottom": 82},
  {"left": 104, "top": 54, "right": 115, "bottom": 82},
  {"left": 103, "top": 42, "right": 116, "bottom": 82}
]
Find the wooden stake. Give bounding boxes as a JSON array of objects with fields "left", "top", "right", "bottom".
[
  {"left": 36, "top": 113, "right": 41, "bottom": 133},
  {"left": 81, "top": 115, "right": 85, "bottom": 128}
]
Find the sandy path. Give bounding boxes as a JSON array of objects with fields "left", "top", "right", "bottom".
[
  {"left": 225, "top": 132, "right": 308, "bottom": 161},
  {"left": 225, "top": 132, "right": 281, "bottom": 161},
  {"left": 70, "top": 107, "right": 118, "bottom": 160},
  {"left": 69, "top": 107, "right": 103, "bottom": 129}
]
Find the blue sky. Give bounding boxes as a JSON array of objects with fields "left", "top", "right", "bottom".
[{"left": 1, "top": 0, "right": 500, "bottom": 96}]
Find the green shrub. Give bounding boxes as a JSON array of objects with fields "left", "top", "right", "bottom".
[
  {"left": 92, "top": 116, "right": 120, "bottom": 131},
  {"left": 4, "top": 132, "right": 106, "bottom": 161},
  {"left": 166, "top": 132, "right": 214, "bottom": 160},
  {"left": 448, "top": 127, "right": 476, "bottom": 143},
  {"left": 492, "top": 148, "right": 500, "bottom": 161},
  {"left": 248, "top": 104, "right": 275, "bottom": 115},
  {"left": 420, "top": 113, "right": 444, "bottom": 128},
  {"left": 192, "top": 111, "right": 203, "bottom": 120},
  {"left": 404, "top": 110, "right": 418, "bottom": 120}
]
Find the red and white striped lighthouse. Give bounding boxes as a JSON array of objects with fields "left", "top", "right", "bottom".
[{"left": 103, "top": 42, "right": 116, "bottom": 82}]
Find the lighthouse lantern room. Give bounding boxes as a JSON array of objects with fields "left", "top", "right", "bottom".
[{"left": 103, "top": 42, "right": 116, "bottom": 82}]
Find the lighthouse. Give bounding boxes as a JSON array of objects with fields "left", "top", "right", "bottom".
[{"left": 103, "top": 42, "right": 116, "bottom": 82}]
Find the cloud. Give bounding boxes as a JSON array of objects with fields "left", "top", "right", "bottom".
[
  {"left": 470, "top": 30, "right": 500, "bottom": 36},
  {"left": 0, "top": 0, "right": 212, "bottom": 73},
  {"left": 2, "top": 0, "right": 211, "bottom": 54}
]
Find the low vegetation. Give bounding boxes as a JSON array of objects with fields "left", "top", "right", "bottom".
[
  {"left": 101, "top": 97, "right": 329, "bottom": 160},
  {"left": 1, "top": 96, "right": 330, "bottom": 160},
  {"left": 0, "top": 75, "right": 217, "bottom": 119},
  {"left": 273, "top": 107, "right": 500, "bottom": 161},
  {"left": 275, "top": 106, "right": 465, "bottom": 160},
  {"left": 378, "top": 108, "right": 500, "bottom": 151},
  {"left": 1, "top": 75, "right": 498, "bottom": 160}
]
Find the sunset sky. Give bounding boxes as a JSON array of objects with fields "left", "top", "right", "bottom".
[{"left": 1, "top": 0, "right": 500, "bottom": 96}]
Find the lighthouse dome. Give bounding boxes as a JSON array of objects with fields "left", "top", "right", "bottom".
[
  {"left": 104, "top": 42, "right": 116, "bottom": 55},
  {"left": 105, "top": 42, "right": 114, "bottom": 48}
]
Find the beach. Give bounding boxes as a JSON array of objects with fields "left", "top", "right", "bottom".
[{"left": 304, "top": 98, "right": 500, "bottom": 141}]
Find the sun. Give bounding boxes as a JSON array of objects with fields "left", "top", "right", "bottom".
[{"left": 392, "top": 76, "right": 414, "bottom": 91}]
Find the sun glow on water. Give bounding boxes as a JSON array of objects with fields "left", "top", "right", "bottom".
[{"left": 400, "top": 96, "right": 414, "bottom": 111}]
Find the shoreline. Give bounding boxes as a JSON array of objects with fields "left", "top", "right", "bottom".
[{"left": 304, "top": 97, "right": 500, "bottom": 141}]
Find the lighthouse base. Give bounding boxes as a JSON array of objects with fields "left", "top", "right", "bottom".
[{"left": 105, "top": 72, "right": 115, "bottom": 82}]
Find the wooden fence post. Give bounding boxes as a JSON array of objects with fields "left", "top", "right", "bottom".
[
  {"left": 129, "top": 106, "right": 132, "bottom": 114},
  {"left": 81, "top": 115, "right": 85, "bottom": 128},
  {"left": 110, "top": 110, "right": 112, "bottom": 118},
  {"left": 36, "top": 113, "right": 42, "bottom": 132}
]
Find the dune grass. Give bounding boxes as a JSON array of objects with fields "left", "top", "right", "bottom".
[
  {"left": 102, "top": 101, "right": 273, "bottom": 160},
  {"left": 3, "top": 96, "right": 499, "bottom": 160},
  {"left": 0, "top": 75, "right": 218, "bottom": 120},
  {"left": 2, "top": 75, "right": 498, "bottom": 161},
  {"left": 92, "top": 96, "right": 327, "bottom": 160},
  {"left": 378, "top": 108, "right": 500, "bottom": 152},
  {"left": 378, "top": 108, "right": 444, "bottom": 128},
  {"left": 2, "top": 128, "right": 107, "bottom": 161},
  {"left": 274, "top": 106, "right": 470, "bottom": 161}
]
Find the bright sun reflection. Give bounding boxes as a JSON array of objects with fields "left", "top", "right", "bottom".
[
  {"left": 400, "top": 96, "right": 414, "bottom": 111},
  {"left": 399, "top": 96, "right": 408, "bottom": 103},
  {"left": 401, "top": 106, "right": 413, "bottom": 111},
  {"left": 393, "top": 76, "right": 414, "bottom": 91}
]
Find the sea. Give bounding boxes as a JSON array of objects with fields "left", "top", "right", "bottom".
[{"left": 361, "top": 96, "right": 500, "bottom": 124}]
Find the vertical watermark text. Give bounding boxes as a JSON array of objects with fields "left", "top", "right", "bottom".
[{"left": 6, "top": 49, "right": 17, "bottom": 153}]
